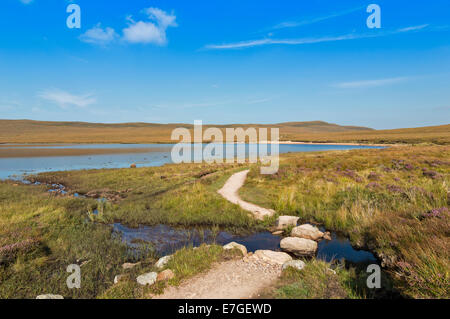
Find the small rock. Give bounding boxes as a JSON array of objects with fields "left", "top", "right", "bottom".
[
  {"left": 122, "top": 262, "right": 140, "bottom": 269},
  {"left": 252, "top": 250, "right": 292, "bottom": 265},
  {"left": 323, "top": 232, "right": 332, "bottom": 241},
  {"left": 136, "top": 272, "right": 158, "bottom": 286},
  {"left": 157, "top": 269, "right": 175, "bottom": 282},
  {"left": 223, "top": 242, "right": 247, "bottom": 256},
  {"left": 327, "top": 268, "right": 337, "bottom": 275},
  {"left": 282, "top": 260, "right": 306, "bottom": 271},
  {"left": 272, "top": 231, "right": 283, "bottom": 236},
  {"left": 275, "top": 216, "right": 300, "bottom": 230},
  {"left": 130, "top": 164, "right": 137, "bottom": 168},
  {"left": 280, "top": 237, "right": 317, "bottom": 257},
  {"left": 291, "top": 224, "right": 324, "bottom": 241},
  {"left": 114, "top": 274, "right": 126, "bottom": 284},
  {"left": 155, "top": 255, "right": 173, "bottom": 269},
  {"left": 36, "top": 294, "right": 64, "bottom": 299}
]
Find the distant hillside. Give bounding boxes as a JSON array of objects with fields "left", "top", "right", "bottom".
[{"left": 0, "top": 119, "right": 448, "bottom": 144}]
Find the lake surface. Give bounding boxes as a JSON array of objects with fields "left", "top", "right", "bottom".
[{"left": 0, "top": 143, "right": 383, "bottom": 180}]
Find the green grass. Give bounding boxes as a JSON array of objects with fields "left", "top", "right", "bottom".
[
  {"left": 29, "top": 162, "right": 265, "bottom": 231},
  {"left": 263, "top": 259, "right": 397, "bottom": 299},
  {"left": 1, "top": 145, "right": 449, "bottom": 299},
  {"left": 0, "top": 182, "right": 132, "bottom": 299},
  {"left": 240, "top": 145, "right": 450, "bottom": 298}
]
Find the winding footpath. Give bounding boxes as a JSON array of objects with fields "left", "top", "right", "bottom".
[
  {"left": 218, "top": 169, "right": 275, "bottom": 220},
  {"left": 154, "top": 170, "right": 284, "bottom": 299}
]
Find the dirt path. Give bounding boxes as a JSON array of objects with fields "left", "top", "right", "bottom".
[
  {"left": 218, "top": 169, "right": 275, "bottom": 220},
  {"left": 154, "top": 255, "right": 283, "bottom": 299}
]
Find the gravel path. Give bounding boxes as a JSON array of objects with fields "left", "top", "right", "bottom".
[
  {"left": 154, "top": 171, "right": 281, "bottom": 299},
  {"left": 217, "top": 169, "right": 275, "bottom": 220},
  {"left": 154, "top": 255, "right": 282, "bottom": 299}
]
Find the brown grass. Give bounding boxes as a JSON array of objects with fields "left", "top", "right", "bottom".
[{"left": 1, "top": 119, "right": 448, "bottom": 145}]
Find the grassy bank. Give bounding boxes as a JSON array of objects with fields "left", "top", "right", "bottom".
[
  {"left": 0, "top": 182, "right": 132, "bottom": 298},
  {"left": 27, "top": 162, "right": 264, "bottom": 231},
  {"left": 240, "top": 145, "right": 449, "bottom": 298}
]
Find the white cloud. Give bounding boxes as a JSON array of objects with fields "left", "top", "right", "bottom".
[
  {"left": 79, "top": 24, "right": 118, "bottom": 46},
  {"left": 204, "top": 24, "right": 434, "bottom": 50},
  {"left": 270, "top": 6, "right": 363, "bottom": 30},
  {"left": 122, "top": 7, "right": 177, "bottom": 45},
  {"left": 205, "top": 34, "right": 367, "bottom": 50},
  {"left": 397, "top": 24, "right": 429, "bottom": 32},
  {"left": 38, "top": 89, "right": 96, "bottom": 108},
  {"left": 332, "top": 77, "right": 410, "bottom": 89}
]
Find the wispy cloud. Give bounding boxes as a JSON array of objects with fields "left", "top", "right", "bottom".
[
  {"left": 270, "top": 6, "right": 363, "bottom": 30},
  {"left": 19, "top": 0, "right": 33, "bottom": 5},
  {"left": 397, "top": 24, "right": 429, "bottom": 32},
  {"left": 122, "top": 7, "right": 177, "bottom": 45},
  {"left": 205, "top": 34, "right": 371, "bottom": 50},
  {"left": 38, "top": 89, "right": 96, "bottom": 108},
  {"left": 204, "top": 25, "right": 434, "bottom": 50},
  {"left": 332, "top": 77, "right": 410, "bottom": 89},
  {"left": 79, "top": 24, "right": 118, "bottom": 46}
]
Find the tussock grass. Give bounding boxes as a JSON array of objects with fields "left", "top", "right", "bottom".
[
  {"left": 30, "top": 163, "right": 263, "bottom": 231},
  {"left": 240, "top": 146, "right": 449, "bottom": 298},
  {"left": 0, "top": 182, "right": 129, "bottom": 299}
]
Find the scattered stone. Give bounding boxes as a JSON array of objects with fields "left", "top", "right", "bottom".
[
  {"left": 136, "top": 272, "right": 158, "bottom": 286},
  {"left": 36, "top": 294, "right": 64, "bottom": 299},
  {"left": 155, "top": 255, "right": 173, "bottom": 269},
  {"left": 272, "top": 231, "right": 283, "bottom": 236},
  {"left": 130, "top": 164, "right": 137, "bottom": 168},
  {"left": 323, "top": 232, "right": 332, "bottom": 241},
  {"left": 114, "top": 274, "right": 126, "bottom": 284},
  {"left": 275, "top": 216, "right": 299, "bottom": 230},
  {"left": 291, "top": 224, "right": 324, "bottom": 241},
  {"left": 122, "top": 262, "right": 140, "bottom": 270},
  {"left": 157, "top": 269, "right": 175, "bottom": 282},
  {"left": 251, "top": 250, "right": 292, "bottom": 265},
  {"left": 327, "top": 268, "right": 337, "bottom": 275},
  {"left": 282, "top": 260, "right": 306, "bottom": 271},
  {"left": 223, "top": 242, "right": 247, "bottom": 256},
  {"left": 280, "top": 237, "right": 317, "bottom": 257}
]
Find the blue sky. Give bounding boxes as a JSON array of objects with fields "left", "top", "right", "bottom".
[{"left": 0, "top": 0, "right": 449, "bottom": 129}]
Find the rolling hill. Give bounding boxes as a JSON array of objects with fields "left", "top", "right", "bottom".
[{"left": 0, "top": 119, "right": 448, "bottom": 144}]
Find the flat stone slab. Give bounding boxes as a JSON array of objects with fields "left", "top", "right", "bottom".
[
  {"left": 36, "top": 294, "right": 64, "bottom": 299},
  {"left": 137, "top": 272, "right": 158, "bottom": 286},
  {"left": 223, "top": 242, "right": 247, "bottom": 256},
  {"left": 251, "top": 250, "right": 293, "bottom": 265},
  {"left": 291, "top": 224, "right": 324, "bottom": 241},
  {"left": 282, "top": 260, "right": 306, "bottom": 271},
  {"left": 275, "top": 216, "right": 299, "bottom": 230},
  {"left": 280, "top": 237, "right": 318, "bottom": 257}
]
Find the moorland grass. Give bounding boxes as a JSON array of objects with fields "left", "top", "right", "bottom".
[
  {"left": 29, "top": 162, "right": 266, "bottom": 231},
  {"left": 0, "top": 182, "right": 132, "bottom": 298},
  {"left": 239, "top": 145, "right": 449, "bottom": 298},
  {"left": 1, "top": 145, "right": 448, "bottom": 299}
]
